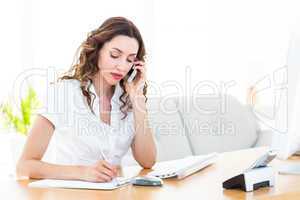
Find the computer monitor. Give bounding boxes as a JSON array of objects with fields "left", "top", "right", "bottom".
[{"left": 278, "top": 30, "right": 300, "bottom": 159}]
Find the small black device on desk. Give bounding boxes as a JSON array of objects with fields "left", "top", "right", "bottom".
[{"left": 131, "top": 175, "right": 163, "bottom": 187}]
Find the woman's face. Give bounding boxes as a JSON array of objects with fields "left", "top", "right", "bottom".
[{"left": 96, "top": 35, "right": 139, "bottom": 86}]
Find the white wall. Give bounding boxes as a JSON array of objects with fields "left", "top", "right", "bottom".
[
  {"left": 152, "top": 0, "right": 300, "bottom": 103},
  {"left": 1, "top": 0, "right": 300, "bottom": 103}
]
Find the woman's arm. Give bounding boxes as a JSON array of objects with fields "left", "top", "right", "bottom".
[
  {"left": 17, "top": 115, "right": 82, "bottom": 179},
  {"left": 17, "top": 115, "right": 117, "bottom": 182},
  {"left": 130, "top": 96, "right": 157, "bottom": 169},
  {"left": 125, "top": 60, "right": 157, "bottom": 169}
]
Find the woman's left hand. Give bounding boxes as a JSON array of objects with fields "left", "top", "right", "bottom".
[{"left": 125, "top": 60, "right": 147, "bottom": 101}]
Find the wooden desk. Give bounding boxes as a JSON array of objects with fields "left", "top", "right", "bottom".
[{"left": 3, "top": 147, "right": 300, "bottom": 200}]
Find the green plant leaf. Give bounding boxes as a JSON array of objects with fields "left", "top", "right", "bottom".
[{"left": 0, "top": 86, "right": 40, "bottom": 136}]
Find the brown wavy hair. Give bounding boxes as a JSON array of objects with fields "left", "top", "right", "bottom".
[{"left": 60, "top": 17, "right": 147, "bottom": 119}]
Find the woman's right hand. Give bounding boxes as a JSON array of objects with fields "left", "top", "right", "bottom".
[{"left": 81, "top": 160, "right": 118, "bottom": 182}]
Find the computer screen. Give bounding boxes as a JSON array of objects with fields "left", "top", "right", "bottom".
[{"left": 278, "top": 30, "right": 300, "bottom": 159}]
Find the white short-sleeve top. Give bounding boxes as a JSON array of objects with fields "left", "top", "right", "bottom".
[{"left": 41, "top": 79, "right": 135, "bottom": 166}]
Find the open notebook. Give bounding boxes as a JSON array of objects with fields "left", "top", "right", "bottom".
[{"left": 29, "top": 176, "right": 133, "bottom": 190}]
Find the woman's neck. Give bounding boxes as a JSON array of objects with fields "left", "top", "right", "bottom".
[{"left": 92, "top": 75, "right": 115, "bottom": 99}]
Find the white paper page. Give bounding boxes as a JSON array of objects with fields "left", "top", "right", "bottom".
[{"left": 29, "top": 176, "right": 133, "bottom": 190}]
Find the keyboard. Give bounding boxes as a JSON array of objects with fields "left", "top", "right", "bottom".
[{"left": 148, "top": 153, "right": 218, "bottom": 179}]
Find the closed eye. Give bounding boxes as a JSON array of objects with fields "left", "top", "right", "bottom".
[
  {"left": 127, "top": 59, "right": 134, "bottom": 63},
  {"left": 127, "top": 57, "right": 136, "bottom": 63},
  {"left": 110, "top": 53, "right": 119, "bottom": 59}
]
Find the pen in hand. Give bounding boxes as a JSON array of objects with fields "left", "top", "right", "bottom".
[
  {"left": 100, "top": 149, "right": 108, "bottom": 161},
  {"left": 99, "top": 149, "right": 118, "bottom": 178}
]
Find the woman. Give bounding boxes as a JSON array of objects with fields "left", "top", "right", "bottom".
[{"left": 16, "top": 17, "right": 157, "bottom": 182}]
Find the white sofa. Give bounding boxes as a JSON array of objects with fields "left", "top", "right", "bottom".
[{"left": 122, "top": 95, "right": 273, "bottom": 166}]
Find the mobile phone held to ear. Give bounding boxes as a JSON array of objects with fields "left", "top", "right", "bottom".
[{"left": 127, "top": 65, "right": 137, "bottom": 83}]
